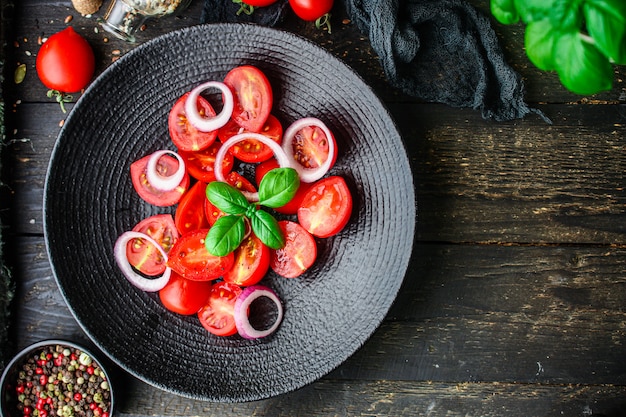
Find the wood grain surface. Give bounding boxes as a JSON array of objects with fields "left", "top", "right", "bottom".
[{"left": 1, "top": 0, "right": 625, "bottom": 416}]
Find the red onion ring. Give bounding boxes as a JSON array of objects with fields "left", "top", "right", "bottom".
[
  {"left": 282, "top": 117, "right": 336, "bottom": 183},
  {"left": 146, "top": 150, "right": 186, "bottom": 192},
  {"left": 234, "top": 285, "right": 284, "bottom": 339},
  {"left": 184, "top": 81, "right": 234, "bottom": 132},
  {"left": 114, "top": 231, "right": 171, "bottom": 292},
  {"left": 214, "top": 133, "right": 292, "bottom": 202}
]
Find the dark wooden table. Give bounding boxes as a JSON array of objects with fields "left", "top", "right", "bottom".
[{"left": 2, "top": 0, "right": 626, "bottom": 415}]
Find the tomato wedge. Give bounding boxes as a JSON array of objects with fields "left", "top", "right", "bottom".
[
  {"left": 223, "top": 65, "right": 273, "bottom": 133},
  {"left": 223, "top": 234, "right": 270, "bottom": 286},
  {"left": 197, "top": 281, "right": 243, "bottom": 336},
  {"left": 159, "top": 272, "right": 212, "bottom": 315},
  {"left": 130, "top": 153, "right": 190, "bottom": 207},
  {"left": 174, "top": 181, "right": 209, "bottom": 235},
  {"left": 255, "top": 158, "right": 311, "bottom": 214},
  {"left": 167, "top": 229, "right": 234, "bottom": 281},
  {"left": 297, "top": 176, "right": 352, "bottom": 238},
  {"left": 126, "top": 214, "right": 179, "bottom": 276},
  {"left": 168, "top": 92, "right": 218, "bottom": 152},
  {"left": 218, "top": 114, "right": 283, "bottom": 163},
  {"left": 179, "top": 141, "right": 234, "bottom": 183},
  {"left": 270, "top": 220, "right": 317, "bottom": 278},
  {"left": 204, "top": 172, "right": 258, "bottom": 225}
]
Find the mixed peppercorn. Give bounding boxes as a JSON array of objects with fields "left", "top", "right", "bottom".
[{"left": 12, "top": 344, "right": 111, "bottom": 417}]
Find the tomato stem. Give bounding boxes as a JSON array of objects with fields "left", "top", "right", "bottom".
[
  {"left": 315, "top": 13, "right": 332, "bottom": 34},
  {"left": 46, "top": 89, "right": 73, "bottom": 113},
  {"left": 232, "top": 0, "right": 255, "bottom": 15}
]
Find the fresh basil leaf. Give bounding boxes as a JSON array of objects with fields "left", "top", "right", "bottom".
[
  {"left": 249, "top": 210, "right": 285, "bottom": 250},
  {"left": 525, "top": 20, "right": 558, "bottom": 70},
  {"left": 491, "top": 0, "right": 519, "bottom": 24},
  {"left": 584, "top": 0, "right": 626, "bottom": 64},
  {"left": 515, "top": 0, "right": 558, "bottom": 23},
  {"left": 204, "top": 215, "right": 246, "bottom": 256},
  {"left": 554, "top": 31, "right": 614, "bottom": 94},
  {"left": 257, "top": 167, "right": 300, "bottom": 209},
  {"left": 206, "top": 181, "right": 249, "bottom": 215}
]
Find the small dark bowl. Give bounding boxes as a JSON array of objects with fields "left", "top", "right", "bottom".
[{"left": 0, "top": 340, "right": 115, "bottom": 417}]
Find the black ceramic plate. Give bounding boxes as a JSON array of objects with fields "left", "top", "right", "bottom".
[{"left": 44, "top": 23, "right": 415, "bottom": 402}]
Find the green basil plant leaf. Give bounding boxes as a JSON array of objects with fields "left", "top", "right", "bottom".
[
  {"left": 257, "top": 167, "right": 300, "bottom": 209},
  {"left": 515, "top": 0, "right": 558, "bottom": 23},
  {"left": 250, "top": 210, "right": 285, "bottom": 250},
  {"left": 205, "top": 215, "right": 246, "bottom": 257},
  {"left": 584, "top": 0, "right": 626, "bottom": 64},
  {"left": 206, "top": 181, "right": 249, "bottom": 215},
  {"left": 525, "top": 19, "right": 559, "bottom": 70},
  {"left": 491, "top": 0, "right": 519, "bottom": 24},
  {"left": 554, "top": 31, "right": 614, "bottom": 94}
]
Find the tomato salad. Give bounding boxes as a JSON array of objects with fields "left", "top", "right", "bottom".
[{"left": 114, "top": 65, "right": 353, "bottom": 340}]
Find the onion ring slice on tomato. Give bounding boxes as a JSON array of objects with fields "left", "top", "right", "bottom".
[
  {"left": 146, "top": 150, "right": 186, "bottom": 192},
  {"left": 234, "top": 285, "right": 283, "bottom": 339},
  {"left": 184, "top": 81, "right": 234, "bottom": 132},
  {"left": 114, "top": 231, "right": 172, "bottom": 292},
  {"left": 282, "top": 117, "right": 336, "bottom": 183},
  {"left": 215, "top": 132, "right": 292, "bottom": 202}
]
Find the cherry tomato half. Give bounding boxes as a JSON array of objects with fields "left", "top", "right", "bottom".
[
  {"left": 167, "top": 229, "right": 234, "bottom": 281},
  {"left": 174, "top": 181, "right": 209, "bottom": 235},
  {"left": 288, "top": 123, "right": 338, "bottom": 170},
  {"left": 126, "top": 214, "right": 179, "bottom": 276},
  {"left": 159, "top": 272, "right": 212, "bottom": 315},
  {"left": 288, "top": 0, "right": 333, "bottom": 21},
  {"left": 255, "top": 158, "right": 311, "bottom": 215},
  {"left": 179, "top": 141, "right": 234, "bottom": 183},
  {"left": 36, "top": 27, "right": 95, "bottom": 93},
  {"left": 297, "top": 176, "right": 352, "bottom": 238},
  {"left": 130, "top": 154, "right": 190, "bottom": 207},
  {"left": 168, "top": 92, "right": 218, "bottom": 152},
  {"left": 223, "top": 65, "right": 273, "bottom": 133},
  {"left": 197, "top": 281, "right": 243, "bottom": 336},
  {"left": 218, "top": 114, "right": 283, "bottom": 163},
  {"left": 223, "top": 234, "right": 270, "bottom": 287},
  {"left": 270, "top": 220, "right": 317, "bottom": 278}
]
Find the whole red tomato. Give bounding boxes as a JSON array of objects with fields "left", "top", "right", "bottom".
[
  {"left": 36, "top": 26, "right": 95, "bottom": 93},
  {"left": 288, "top": 0, "right": 333, "bottom": 21}
]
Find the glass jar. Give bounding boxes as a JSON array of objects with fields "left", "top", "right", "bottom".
[{"left": 100, "top": 0, "right": 191, "bottom": 43}]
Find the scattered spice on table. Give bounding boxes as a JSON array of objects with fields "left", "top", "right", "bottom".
[{"left": 13, "top": 344, "right": 111, "bottom": 417}]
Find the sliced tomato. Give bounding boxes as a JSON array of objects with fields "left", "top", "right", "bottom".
[
  {"left": 218, "top": 114, "right": 283, "bottom": 163},
  {"left": 174, "top": 181, "right": 209, "bottom": 235},
  {"left": 197, "top": 281, "right": 243, "bottom": 336},
  {"left": 223, "top": 65, "right": 273, "bottom": 133},
  {"left": 158, "top": 271, "right": 212, "bottom": 315},
  {"left": 297, "top": 176, "right": 352, "bottom": 238},
  {"left": 223, "top": 234, "right": 270, "bottom": 286},
  {"left": 289, "top": 124, "right": 337, "bottom": 170},
  {"left": 255, "top": 158, "right": 311, "bottom": 215},
  {"left": 167, "top": 229, "right": 234, "bottom": 281},
  {"left": 126, "top": 214, "right": 179, "bottom": 276},
  {"left": 168, "top": 92, "right": 218, "bottom": 152},
  {"left": 204, "top": 172, "right": 258, "bottom": 225},
  {"left": 130, "top": 153, "right": 190, "bottom": 207},
  {"left": 179, "top": 141, "right": 234, "bottom": 183},
  {"left": 270, "top": 220, "right": 317, "bottom": 278}
]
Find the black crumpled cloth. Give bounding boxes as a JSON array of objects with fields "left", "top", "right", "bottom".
[{"left": 201, "top": 0, "right": 547, "bottom": 122}]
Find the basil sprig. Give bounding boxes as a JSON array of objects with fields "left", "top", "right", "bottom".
[
  {"left": 205, "top": 168, "right": 300, "bottom": 256},
  {"left": 490, "top": 0, "right": 626, "bottom": 95}
]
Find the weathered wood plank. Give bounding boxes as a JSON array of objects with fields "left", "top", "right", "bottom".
[
  {"left": 116, "top": 377, "right": 626, "bottom": 417},
  {"left": 4, "top": 102, "right": 625, "bottom": 245},
  {"left": 7, "top": 237, "right": 626, "bottom": 386},
  {"left": 3, "top": 0, "right": 625, "bottom": 108}
]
